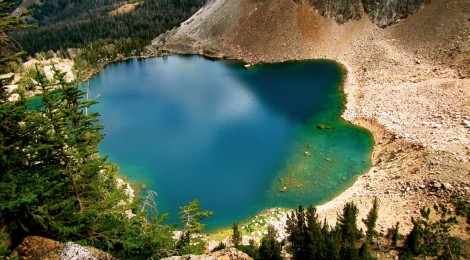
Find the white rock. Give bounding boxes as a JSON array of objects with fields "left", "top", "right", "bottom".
[{"left": 60, "top": 242, "right": 97, "bottom": 260}]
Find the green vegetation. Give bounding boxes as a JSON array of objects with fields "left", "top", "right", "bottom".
[
  {"left": 2, "top": 1, "right": 469, "bottom": 258},
  {"left": 10, "top": 0, "right": 207, "bottom": 54},
  {"left": 0, "top": 65, "right": 214, "bottom": 258},
  {"left": 232, "top": 222, "right": 242, "bottom": 247},
  {"left": 1, "top": 65, "right": 168, "bottom": 258},
  {"left": 362, "top": 196, "right": 379, "bottom": 242},
  {"left": 0, "top": 0, "right": 30, "bottom": 74},
  {"left": 283, "top": 200, "right": 466, "bottom": 260},
  {"left": 259, "top": 225, "right": 283, "bottom": 260},
  {"left": 401, "top": 204, "right": 462, "bottom": 259},
  {"left": 176, "top": 199, "right": 213, "bottom": 255},
  {"left": 1, "top": 7, "right": 214, "bottom": 258},
  {"left": 237, "top": 239, "right": 259, "bottom": 259},
  {"left": 386, "top": 222, "right": 400, "bottom": 248}
]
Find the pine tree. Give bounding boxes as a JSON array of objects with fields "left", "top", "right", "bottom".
[
  {"left": 0, "top": 0, "right": 30, "bottom": 74},
  {"left": 321, "top": 219, "right": 340, "bottom": 260},
  {"left": 232, "top": 222, "right": 242, "bottom": 247},
  {"left": 0, "top": 67, "right": 94, "bottom": 244},
  {"left": 286, "top": 206, "right": 309, "bottom": 259},
  {"left": 337, "top": 202, "right": 360, "bottom": 243},
  {"left": 178, "top": 199, "right": 213, "bottom": 234},
  {"left": 286, "top": 205, "right": 338, "bottom": 260},
  {"left": 177, "top": 199, "right": 213, "bottom": 255},
  {"left": 404, "top": 217, "right": 422, "bottom": 256},
  {"left": 358, "top": 242, "right": 374, "bottom": 260},
  {"left": 305, "top": 205, "right": 323, "bottom": 259},
  {"left": 387, "top": 222, "right": 400, "bottom": 248},
  {"left": 258, "top": 225, "right": 282, "bottom": 260},
  {"left": 337, "top": 202, "right": 360, "bottom": 259},
  {"left": 0, "top": 66, "right": 177, "bottom": 258},
  {"left": 362, "top": 197, "right": 379, "bottom": 242}
]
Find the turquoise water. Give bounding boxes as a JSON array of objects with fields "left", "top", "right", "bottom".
[{"left": 89, "top": 56, "right": 373, "bottom": 230}]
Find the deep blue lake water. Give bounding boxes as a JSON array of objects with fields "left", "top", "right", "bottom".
[{"left": 89, "top": 55, "right": 373, "bottom": 230}]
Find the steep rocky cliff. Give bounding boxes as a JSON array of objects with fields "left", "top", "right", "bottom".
[
  {"left": 363, "top": 0, "right": 430, "bottom": 27},
  {"left": 305, "top": 0, "right": 430, "bottom": 27}
]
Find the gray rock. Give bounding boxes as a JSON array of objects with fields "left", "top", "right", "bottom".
[
  {"left": 307, "top": 0, "right": 364, "bottom": 24},
  {"left": 60, "top": 242, "right": 98, "bottom": 260},
  {"left": 442, "top": 182, "right": 453, "bottom": 190},
  {"left": 306, "top": 0, "right": 429, "bottom": 27}
]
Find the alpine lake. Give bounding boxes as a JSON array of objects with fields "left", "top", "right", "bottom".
[{"left": 88, "top": 55, "right": 374, "bottom": 230}]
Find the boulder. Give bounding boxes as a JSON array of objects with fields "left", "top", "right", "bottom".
[
  {"left": 11, "top": 236, "right": 63, "bottom": 260},
  {"left": 442, "top": 182, "right": 453, "bottom": 190},
  {"left": 10, "top": 236, "right": 112, "bottom": 260}
]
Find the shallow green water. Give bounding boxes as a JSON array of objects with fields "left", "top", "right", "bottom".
[{"left": 89, "top": 55, "right": 373, "bottom": 230}]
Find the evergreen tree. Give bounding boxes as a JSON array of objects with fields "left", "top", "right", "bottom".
[
  {"left": 286, "top": 205, "right": 309, "bottom": 259},
  {"left": 339, "top": 241, "right": 359, "bottom": 260},
  {"left": 237, "top": 239, "right": 259, "bottom": 259},
  {"left": 321, "top": 219, "right": 340, "bottom": 260},
  {"left": 0, "top": 67, "right": 103, "bottom": 244},
  {"left": 358, "top": 242, "right": 374, "bottom": 260},
  {"left": 10, "top": 0, "right": 207, "bottom": 54},
  {"left": 387, "top": 222, "right": 400, "bottom": 248},
  {"left": 0, "top": 0, "right": 30, "bottom": 74},
  {"left": 286, "top": 205, "right": 340, "bottom": 260},
  {"left": 305, "top": 205, "right": 324, "bottom": 259},
  {"left": 402, "top": 205, "right": 461, "bottom": 259},
  {"left": 177, "top": 199, "right": 213, "bottom": 255},
  {"left": 178, "top": 199, "right": 213, "bottom": 234},
  {"left": 403, "top": 217, "right": 422, "bottom": 256},
  {"left": 337, "top": 202, "right": 360, "bottom": 244},
  {"left": 232, "top": 222, "right": 242, "bottom": 247},
  {"left": 336, "top": 202, "right": 361, "bottom": 259},
  {"left": 0, "top": 66, "right": 177, "bottom": 258},
  {"left": 362, "top": 197, "right": 379, "bottom": 242},
  {"left": 258, "top": 225, "right": 282, "bottom": 260}
]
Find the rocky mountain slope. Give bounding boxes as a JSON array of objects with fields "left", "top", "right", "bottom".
[{"left": 152, "top": 0, "right": 469, "bottom": 238}]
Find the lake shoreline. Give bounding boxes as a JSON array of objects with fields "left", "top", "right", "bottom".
[
  {"left": 86, "top": 55, "right": 376, "bottom": 232},
  {"left": 17, "top": 32, "right": 466, "bottom": 242},
  {"left": 153, "top": 0, "right": 469, "bottom": 243},
  {"left": 15, "top": 45, "right": 467, "bottom": 243}
]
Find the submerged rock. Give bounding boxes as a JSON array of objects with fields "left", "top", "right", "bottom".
[{"left": 317, "top": 124, "right": 331, "bottom": 129}]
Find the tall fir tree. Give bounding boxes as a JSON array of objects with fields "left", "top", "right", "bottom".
[
  {"left": 258, "top": 225, "right": 282, "bottom": 260},
  {"left": 232, "top": 222, "right": 242, "bottom": 247},
  {"left": 337, "top": 202, "right": 360, "bottom": 244},
  {"left": 362, "top": 197, "right": 379, "bottom": 242},
  {"left": 286, "top": 205, "right": 309, "bottom": 259}
]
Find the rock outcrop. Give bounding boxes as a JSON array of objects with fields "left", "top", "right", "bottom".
[
  {"left": 59, "top": 242, "right": 113, "bottom": 260},
  {"left": 306, "top": 0, "right": 364, "bottom": 24},
  {"left": 10, "top": 236, "right": 113, "bottom": 260},
  {"left": 10, "top": 236, "right": 64, "bottom": 259},
  {"left": 305, "top": 0, "right": 430, "bottom": 27}
]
